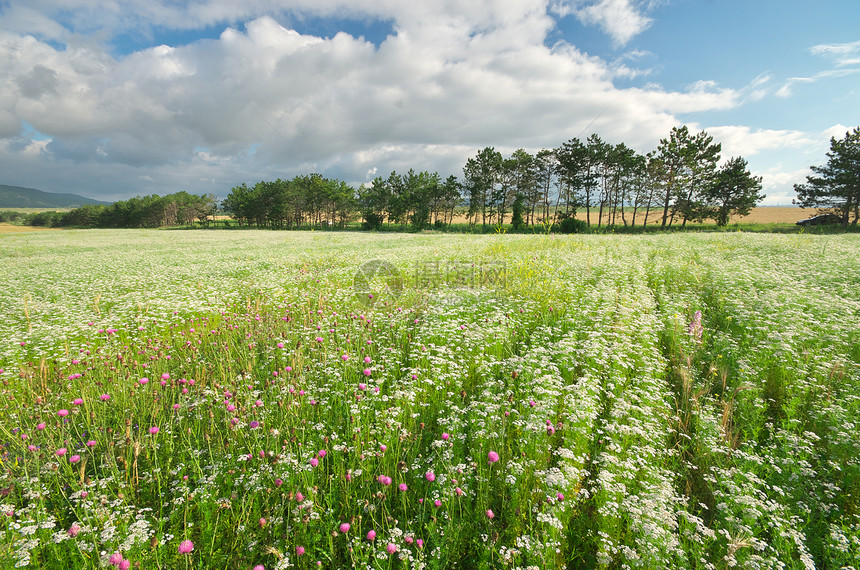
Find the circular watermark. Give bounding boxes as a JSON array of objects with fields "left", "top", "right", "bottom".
[{"left": 353, "top": 259, "right": 404, "bottom": 306}]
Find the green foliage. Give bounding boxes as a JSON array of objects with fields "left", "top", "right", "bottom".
[
  {"left": 794, "top": 126, "right": 860, "bottom": 225},
  {"left": 557, "top": 214, "right": 588, "bottom": 233},
  {"left": 704, "top": 157, "right": 765, "bottom": 226}
]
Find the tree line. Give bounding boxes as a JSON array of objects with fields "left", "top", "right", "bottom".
[
  {"left": 224, "top": 125, "right": 767, "bottom": 231},
  {"left": 11, "top": 192, "right": 217, "bottom": 228}
]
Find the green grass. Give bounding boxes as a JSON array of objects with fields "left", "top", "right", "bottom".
[{"left": 0, "top": 230, "right": 858, "bottom": 569}]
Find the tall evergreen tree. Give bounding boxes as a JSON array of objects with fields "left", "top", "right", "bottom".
[{"left": 794, "top": 127, "right": 860, "bottom": 226}]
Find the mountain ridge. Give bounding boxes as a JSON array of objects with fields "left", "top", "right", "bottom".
[{"left": 0, "top": 184, "right": 110, "bottom": 208}]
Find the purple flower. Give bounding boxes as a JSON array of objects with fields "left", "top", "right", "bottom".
[
  {"left": 178, "top": 539, "right": 194, "bottom": 554},
  {"left": 487, "top": 451, "right": 499, "bottom": 464}
]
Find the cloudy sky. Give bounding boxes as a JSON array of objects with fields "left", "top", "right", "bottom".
[{"left": 1, "top": 0, "right": 858, "bottom": 204}]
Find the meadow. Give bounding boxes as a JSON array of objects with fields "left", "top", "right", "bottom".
[{"left": 0, "top": 229, "right": 858, "bottom": 569}]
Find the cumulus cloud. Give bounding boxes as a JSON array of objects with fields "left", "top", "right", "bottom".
[{"left": 0, "top": 1, "right": 750, "bottom": 199}]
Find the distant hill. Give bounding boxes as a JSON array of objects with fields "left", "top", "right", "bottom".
[{"left": 0, "top": 184, "right": 110, "bottom": 208}]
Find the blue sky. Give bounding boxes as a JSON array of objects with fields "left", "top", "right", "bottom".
[{"left": 1, "top": 0, "right": 858, "bottom": 204}]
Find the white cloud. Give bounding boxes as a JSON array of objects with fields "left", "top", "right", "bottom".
[
  {"left": 758, "top": 166, "right": 810, "bottom": 206},
  {"left": 0, "top": 1, "right": 756, "bottom": 199},
  {"left": 821, "top": 123, "right": 852, "bottom": 141},
  {"left": 705, "top": 126, "right": 815, "bottom": 158},
  {"left": 777, "top": 40, "right": 860, "bottom": 97},
  {"left": 810, "top": 39, "right": 860, "bottom": 65},
  {"left": 551, "top": 0, "right": 652, "bottom": 47}
]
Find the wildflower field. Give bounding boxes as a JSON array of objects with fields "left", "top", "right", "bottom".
[{"left": 0, "top": 229, "right": 858, "bottom": 570}]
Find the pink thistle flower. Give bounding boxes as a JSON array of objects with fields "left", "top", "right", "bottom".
[
  {"left": 417, "top": 539, "right": 424, "bottom": 548},
  {"left": 434, "top": 499, "right": 442, "bottom": 507},
  {"left": 254, "top": 566, "right": 265, "bottom": 570},
  {"left": 100, "top": 394, "right": 110, "bottom": 401},
  {"left": 58, "top": 409, "right": 69, "bottom": 417},
  {"left": 139, "top": 377, "right": 149, "bottom": 385},
  {"left": 556, "top": 492, "right": 565, "bottom": 502},
  {"left": 68, "top": 523, "right": 81, "bottom": 537},
  {"left": 364, "top": 356, "right": 372, "bottom": 364},
  {"left": 148, "top": 426, "right": 159, "bottom": 435},
  {"left": 487, "top": 451, "right": 500, "bottom": 464},
  {"left": 366, "top": 530, "right": 376, "bottom": 541},
  {"left": 399, "top": 483, "right": 408, "bottom": 492},
  {"left": 161, "top": 373, "right": 170, "bottom": 380},
  {"left": 455, "top": 487, "right": 463, "bottom": 496},
  {"left": 56, "top": 448, "right": 67, "bottom": 457},
  {"left": 73, "top": 398, "right": 84, "bottom": 406},
  {"left": 178, "top": 539, "right": 194, "bottom": 554},
  {"left": 296, "top": 492, "right": 304, "bottom": 501},
  {"left": 341, "top": 354, "right": 349, "bottom": 361},
  {"left": 362, "top": 368, "right": 371, "bottom": 376},
  {"left": 277, "top": 342, "right": 284, "bottom": 348},
  {"left": 310, "top": 457, "right": 319, "bottom": 467},
  {"left": 296, "top": 545, "right": 305, "bottom": 556},
  {"left": 340, "top": 522, "right": 350, "bottom": 533},
  {"left": 70, "top": 454, "right": 81, "bottom": 463},
  {"left": 441, "top": 432, "right": 449, "bottom": 440},
  {"left": 386, "top": 543, "right": 397, "bottom": 554},
  {"left": 87, "top": 440, "right": 97, "bottom": 447},
  {"left": 119, "top": 560, "right": 130, "bottom": 570},
  {"left": 37, "top": 422, "right": 45, "bottom": 430},
  {"left": 259, "top": 518, "right": 266, "bottom": 527},
  {"left": 379, "top": 444, "right": 387, "bottom": 452},
  {"left": 109, "top": 552, "right": 123, "bottom": 565},
  {"left": 404, "top": 536, "right": 414, "bottom": 545},
  {"left": 425, "top": 471, "right": 436, "bottom": 482},
  {"left": 486, "top": 509, "right": 495, "bottom": 519},
  {"left": 249, "top": 421, "right": 260, "bottom": 429},
  {"left": 317, "top": 450, "right": 326, "bottom": 458},
  {"left": 358, "top": 383, "right": 367, "bottom": 391}
]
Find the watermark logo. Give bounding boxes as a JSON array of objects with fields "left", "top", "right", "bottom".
[
  {"left": 354, "top": 259, "right": 506, "bottom": 306},
  {"left": 353, "top": 259, "right": 404, "bottom": 305}
]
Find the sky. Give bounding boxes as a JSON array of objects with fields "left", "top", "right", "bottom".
[{"left": 1, "top": 0, "right": 858, "bottom": 205}]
